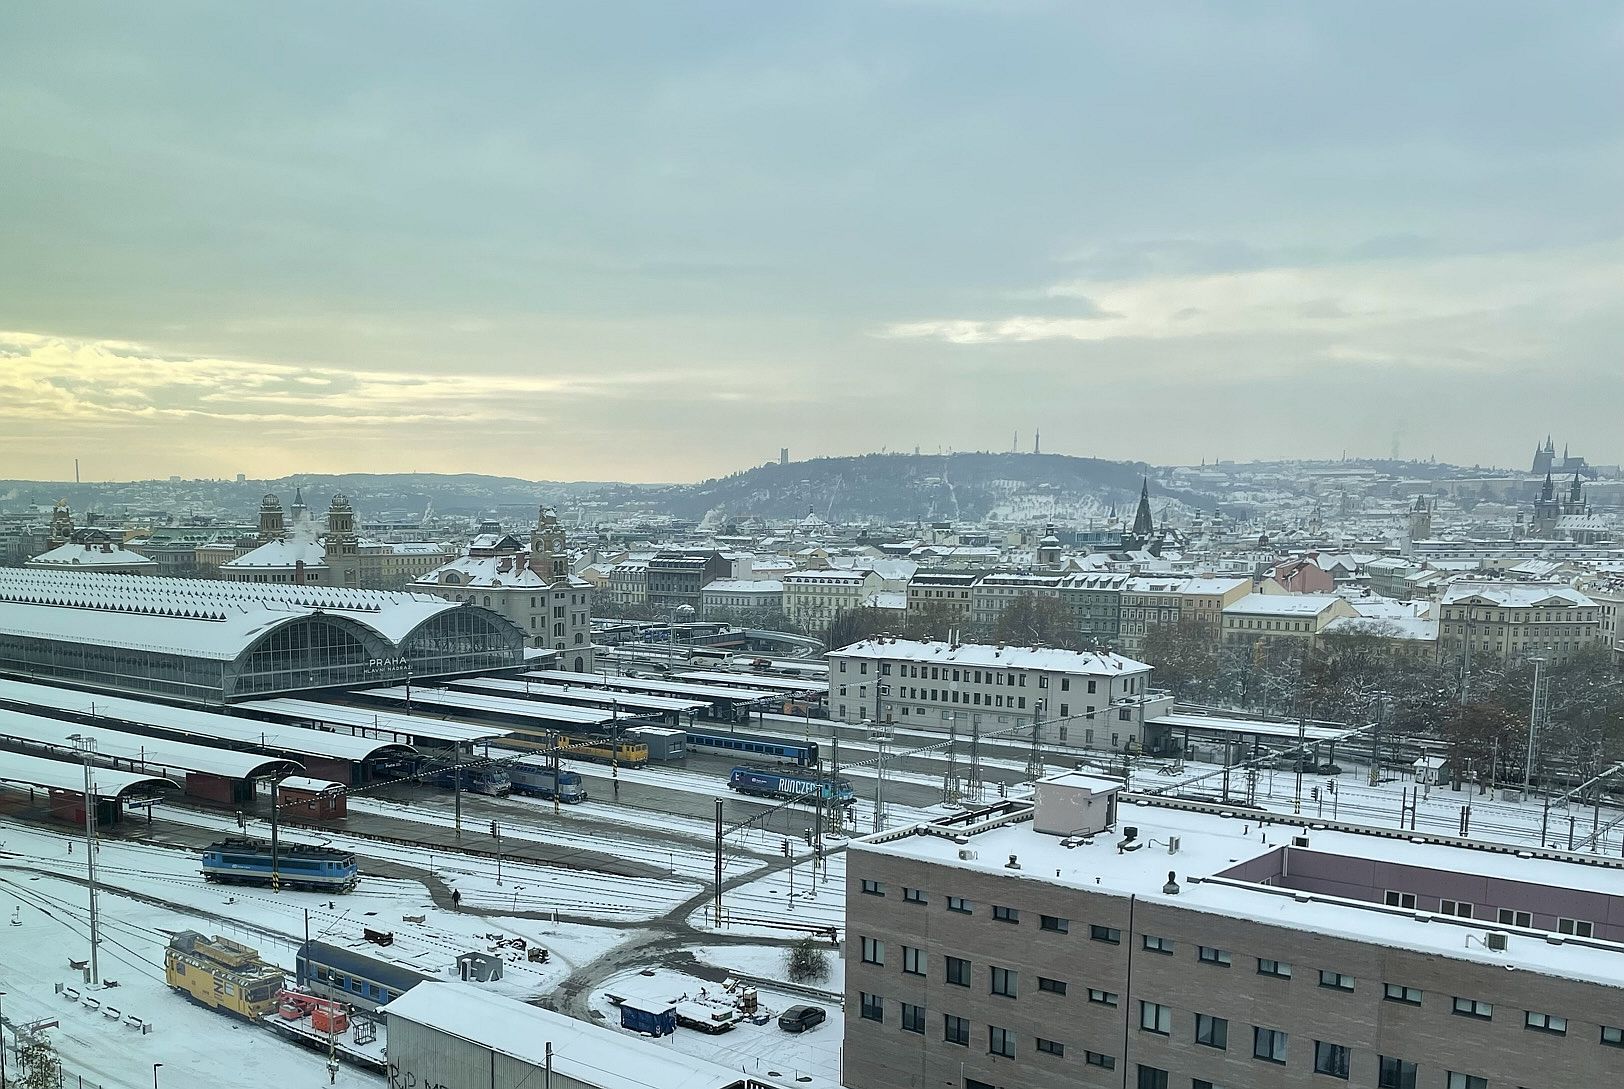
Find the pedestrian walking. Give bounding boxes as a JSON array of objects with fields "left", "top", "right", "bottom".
[{"left": 451, "top": 888, "right": 462, "bottom": 911}]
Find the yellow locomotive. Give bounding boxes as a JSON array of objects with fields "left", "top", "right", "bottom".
[
  {"left": 556, "top": 735, "right": 649, "bottom": 767},
  {"left": 165, "top": 931, "right": 285, "bottom": 1020}
]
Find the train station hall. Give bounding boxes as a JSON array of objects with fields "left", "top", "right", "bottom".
[{"left": 0, "top": 568, "right": 527, "bottom": 706}]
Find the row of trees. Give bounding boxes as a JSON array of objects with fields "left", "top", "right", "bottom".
[{"left": 1141, "top": 618, "right": 1624, "bottom": 788}]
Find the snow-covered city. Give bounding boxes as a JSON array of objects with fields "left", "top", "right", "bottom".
[{"left": 4, "top": 6, "right": 1623, "bottom": 1089}]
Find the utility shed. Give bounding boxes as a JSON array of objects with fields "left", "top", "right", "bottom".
[{"left": 385, "top": 983, "right": 788, "bottom": 1089}]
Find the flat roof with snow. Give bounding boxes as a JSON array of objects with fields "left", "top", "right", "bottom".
[
  {"left": 673, "top": 670, "right": 828, "bottom": 696},
  {"left": 857, "top": 790, "right": 1624, "bottom": 989},
  {"left": 830, "top": 638, "right": 1150, "bottom": 676},
  {"left": 1152, "top": 712, "right": 1347, "bottom": 743},
  {"left": 385, "top": 982, "right": 784, "bottom": 1089}
]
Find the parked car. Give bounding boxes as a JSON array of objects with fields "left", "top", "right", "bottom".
[{"left": 778, "top": 1004, "right": 826, "bottom": 1033}]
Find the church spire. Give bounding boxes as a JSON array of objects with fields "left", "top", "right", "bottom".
[{"left": 1131, "top": 478, "right": 1155, "bottom": 538}]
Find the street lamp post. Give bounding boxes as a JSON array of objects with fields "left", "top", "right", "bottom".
[{"left": 65, "top": 735, "right": 101, "bottom": 985}]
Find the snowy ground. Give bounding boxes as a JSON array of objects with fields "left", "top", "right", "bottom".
[
  {"left": 0, "top": 814, "right": 655, "bottom": 1089},
  {"left": 157, "top": 803, "right": 706, "bottom": 922},
  {"left": 691, "top": 851, "right": 847, "bottom": 939},
  {"left": 590, "top": 964, "right": 842, "bottom": 1089},
  {"left": 1132, "top": 755, "right": 1624, "bottom": 854},
  {"left": 0, "top": 847, "right": 382, "bottom": 1089}
]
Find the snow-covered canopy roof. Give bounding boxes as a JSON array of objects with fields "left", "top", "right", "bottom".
[
  {"left": 0, "top": 568, "right": 474, "bottom": 661},
  {"left": 0, "top": 748, "right": 176, "bottom": 800}
]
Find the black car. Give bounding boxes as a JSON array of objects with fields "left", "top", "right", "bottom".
[{"left": 778, "top": 1004, "right": 826, "bottom": 1033}]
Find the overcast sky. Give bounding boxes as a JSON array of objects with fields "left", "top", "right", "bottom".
[{"left": 3, "top": 2, "right": 1621, "bottom": 483}]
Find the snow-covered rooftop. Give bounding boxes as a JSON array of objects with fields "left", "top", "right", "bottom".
[
  {"left": 831, "top": 637, "right": 1150, "bottom": 675},
  {"left": 0, "top": 568, "right": 471, "bottom": 661},
  {"left": 1224, "top": 592, "right": 1346, "bottom": 617},
  {"left": 385, "top": 981, "right": 790, "bottom": 1089},
  {"left": 856, "top": 792, "right": 1624, "bottom": 989},
  {"left": 25, "top": 541, "right": 159, "bottom": 569},
  {"left": 220, "top": 535, "right": 328, "bottom": 570},
  {"left": 1439, "top": 581, "right": 1595, "bottom": 608},
  {"left": 0, "top": 677, "right": 412, "bottom": 763}
]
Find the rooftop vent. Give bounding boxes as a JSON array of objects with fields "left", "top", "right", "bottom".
[
  {"left": 958, "top": 849, "right": 978, "bottom": 861},
  {"left": 1292, "top": 835, "right": 1310, "bottom": 848},
  {"left": 1005, "top": 854, "right": 1021, "bottom": 870},
  {"left": 1162, "top": 871, "right": 1180, "bottom": 896}
]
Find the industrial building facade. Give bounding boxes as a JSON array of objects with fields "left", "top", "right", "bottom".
[{"left": 845, "top": 775, "right": 1624, "bottom": 1089}]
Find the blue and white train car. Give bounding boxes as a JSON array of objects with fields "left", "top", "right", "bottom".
[
  {"left": 726, "top": 766, "right": 855, "bottom": 806},
  {"left": 201, "top": 838, "right": 359, "bottom": 892}
]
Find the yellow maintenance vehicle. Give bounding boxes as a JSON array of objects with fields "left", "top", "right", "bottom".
[{"left": 164, "top": 931, "right": 286, "bottom": 1020}]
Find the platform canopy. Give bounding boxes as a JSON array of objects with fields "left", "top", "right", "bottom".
[
  {"left": 0, "top": 749, "right": 176, "bottom": 800},
  {"left": 0, "top": 707, "right": 301, "bottom": 781},
  {"left": 0, "top": 678, "right": 413, "bottom": 764}
]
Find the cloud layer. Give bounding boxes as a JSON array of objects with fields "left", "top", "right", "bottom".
[{"left": 1, "top": 4, "right": 1621, "bottom": 479}]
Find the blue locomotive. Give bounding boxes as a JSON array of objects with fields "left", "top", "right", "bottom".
[
  {"left": 509, "top": 761, "right": 588, "bottom": 803},
  {"left": 727, "top": 766, "right": 855, "bottom": 806},
  {"left": 201, "top": 838, "right": 359, "bottom": 892}
]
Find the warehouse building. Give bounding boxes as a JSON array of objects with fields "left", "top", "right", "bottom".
[
  {"left": 845, "top": 772, "right": 1624, "bottom": 1089},
  {"left": 0, "top": 568, "right": 525, "bottom": 705},
  {"left": 384, "top": 983, "right": 789, "bottom": 1089}
]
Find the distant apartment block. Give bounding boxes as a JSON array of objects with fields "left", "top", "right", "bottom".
[
  {"left": 1221, "top": 593, "right": 1359, "bottom": 646},
  {"left": 1437, "top": 581, "right": 1603, "bottom": 666},
  {"left": 783, "top": 568, "right": 883, "bottom": 631},
  {"left": 698, "top": 577, "right": 784, "bottom": 617}
]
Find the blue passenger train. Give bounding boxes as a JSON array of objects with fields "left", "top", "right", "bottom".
[
  {"left": 201, "top": 838, "right": 359, "bottom": 892},
  {"left": 727, "top": 766, "right": 855, "bottom": 806},
  {"left": 294, "top": 940, "right": 435, "bottom": 1011},
  {"left": 686, "top": 729, "right": 818, "bottom": 767}
]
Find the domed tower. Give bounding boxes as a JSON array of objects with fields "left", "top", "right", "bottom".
[
  {"left": 530, "top": 505, "right": 569, "bottom": 580},
  {"left": 257, "top": 493, "right": 286, "bottom": 540}
]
